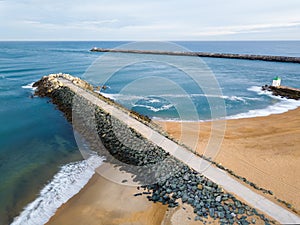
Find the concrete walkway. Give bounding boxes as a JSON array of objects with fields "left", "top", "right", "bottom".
[{"left": 61, "top": 78, "right": 300, "bottom": 224}]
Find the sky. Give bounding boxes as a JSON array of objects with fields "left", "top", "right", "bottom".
[{"left": 0, "top": 0, "right": 299, "bottom": 41}]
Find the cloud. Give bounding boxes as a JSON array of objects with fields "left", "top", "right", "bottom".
[
  {"left": 1, "top": 0, "right": 300, "bottom": 40},
  {"left": 21, "top": 19, "right": 120, "bottom": 29},
  {"left": 189, "top": 21, "right": 300, "bottom": 37}
]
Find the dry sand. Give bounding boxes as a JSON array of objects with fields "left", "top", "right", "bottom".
[
  {"left": 157, "top": 108, "right": 300, "bottom": 212},
  {"left": 47, "top": 108, "right": 300, "bottom": 225}
]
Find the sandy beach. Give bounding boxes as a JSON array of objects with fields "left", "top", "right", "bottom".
[
  {"left": 157, "top": 108, "right": 300, "bottom": 212},
  {"left": 47, "top": 108, "right": 300, "bottom": 224},
  {"left": 46, "top": 173, "right": 168, "bottom": 225}
]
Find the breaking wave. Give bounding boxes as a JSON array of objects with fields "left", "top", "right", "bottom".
[
  {"left": 11, "top": 154, "right": 104, "bottom": 225},
  {"left": 100, "top": 92, "right": 259, "bottom": 103},
  {"left": 21, "top": 82, "right": 37, "bottom": 91},
  {"left": 133, "top": 103, "right": 174, "bottom": 112},
  {"left": 227, "top": 86, "right": 300, "bottom": 119}
]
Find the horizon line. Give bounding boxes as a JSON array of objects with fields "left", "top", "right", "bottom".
[{"left": 0, "top": 39, "right": 300, "bottom": 42}]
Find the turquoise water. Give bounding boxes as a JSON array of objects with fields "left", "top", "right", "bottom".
[
  {"left": 0, "top": 41, "right": 300, "bottom": 224},
  {"left": 99, "top": 42, "right": 300, "bottom": 120}
]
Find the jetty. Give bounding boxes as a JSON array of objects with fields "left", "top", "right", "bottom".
[
  {"left": 262, "top": 85, "right": 300, "bottom": 100},
  {"left": 33, "top": 74, "right": 300, "bottom": 224},
  {"left": 91, "top": 47, "right": 300, "bottom": 64}
]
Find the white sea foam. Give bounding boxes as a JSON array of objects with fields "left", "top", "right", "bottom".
[
  {"left": 133, "top": 103, "right": 174, "bottom": 112},
  {"left": 226, "top": 86, "right": 300, "bottom": 119},
  {"left": 11, "top": 154, "right": 104, "bottom": 225},
  {"left": 100, "top": 93, "right": 142, "bottom": 101},
  {"left": 147, "top": 98, "right": 161, "bottom": 103},
  {"left": 222, "top": 95, "right": 260, "bottom": 102},
  {"left": 247, "top": 85, "right": 286, "bottom": 101},
  {"left": 100, "top": 92, "right": 116, "bottom": 100},
  {"left": 154, "top": 99, "right": 300, "bottom": 121},
  {"left": 154, "top": 86, "right": 300, "bottom": 121},
  {"left": 21, "top": 82, "right": 37, "bottom": 91},
  {"left": 103, "top": 86, "right": 299, "bottom": 121},
  {"left": 226, "top": 99, "right": 300, "bottom": 119},
  {"left": 247, "top": 85, "right": 275, "bottom": 97},
  {"left": 100, "top": 93, "right": 258, "bottom": 103}
]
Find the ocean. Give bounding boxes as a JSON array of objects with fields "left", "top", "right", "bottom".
[{"left": 0, "top": 41, "right": 300, "bottom": 225}]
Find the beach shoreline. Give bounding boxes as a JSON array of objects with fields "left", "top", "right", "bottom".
[
  {"left": 45, "top": 107, "right": 300, "bottom": 224},
  {"left": 46, "top": 173, "right": 168, "bottom": 225}
]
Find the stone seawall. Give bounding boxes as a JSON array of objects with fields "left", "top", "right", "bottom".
[
  {"left": 91, "top": 48, "right": 300, "bottom": 64},
  {"left": 33, "top": 74, "right": 276, "bottom": 224}
]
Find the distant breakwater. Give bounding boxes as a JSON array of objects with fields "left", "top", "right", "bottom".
[
  {"left": 33, "top": 74, "right": 276, "bottom": 224},
  {"left": 91, "top": 48, "right": 300, "bottom": 64}
]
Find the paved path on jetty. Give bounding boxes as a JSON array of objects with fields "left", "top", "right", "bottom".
[
  {"left": 91, "top": 47, "right": 300, "bottom": 63},
  {"left": 60, "top": 78, "right": 300, "bottom": 224}
]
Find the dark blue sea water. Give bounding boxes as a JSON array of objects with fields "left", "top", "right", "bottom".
[{"left": 0, "top": 41, "right": 300, "bottom": 225}]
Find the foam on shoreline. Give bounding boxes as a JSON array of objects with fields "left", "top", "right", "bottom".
[
  {"left": 226, "top": 86, "right": 300, "bottom": 119},
  {"left": 226, "top": 98, "right": 300, "bottom": 120},
  {"left": 105, "top": 86, "right": 300, "bottom": 122},
  {"left": 11, "top": 154, "right": 104, "bottom": 225}
]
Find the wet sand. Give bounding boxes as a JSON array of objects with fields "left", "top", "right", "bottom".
[{"left": 46, "top": 173, "right": 167, "bottom": 225}]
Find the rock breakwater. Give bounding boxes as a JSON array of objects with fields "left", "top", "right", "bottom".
[
  {"left": 91, "top": 48, "right": 300, "bottom": 64},
  {"left": 262, "top": 85, "right": 300, "bottom": 100},
  {"left": 34, "top": 74, "right": 275, "bottom": 224}
]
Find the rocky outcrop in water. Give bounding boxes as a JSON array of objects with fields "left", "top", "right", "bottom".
[{"left": 262, "top": 85, "right": 300, "bottom": 100}]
